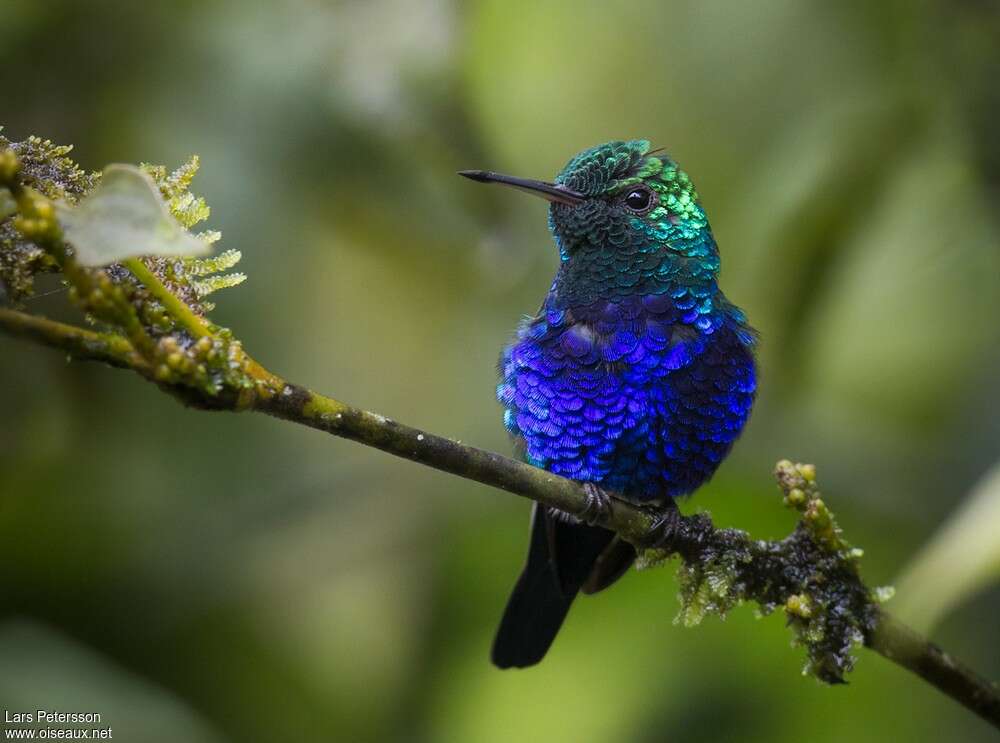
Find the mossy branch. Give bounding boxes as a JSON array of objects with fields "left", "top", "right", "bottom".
[{"left": 1, "top": 141, "right": 997, "bottom": 730}]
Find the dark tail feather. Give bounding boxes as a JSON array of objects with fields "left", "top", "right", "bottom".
[
  {"left": 582, "top": 536, "right": 637, "bottom": 595},
  {"left": 491, "top": 504, "right": 621, "bottom": 668}
]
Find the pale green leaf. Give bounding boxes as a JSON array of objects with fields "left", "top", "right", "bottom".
[
  {"left": 60, "top": 164, "right": 210, "bottom": 267},
  {"left": 894, "top": 461, "right": 1000, "bottom": 632}
]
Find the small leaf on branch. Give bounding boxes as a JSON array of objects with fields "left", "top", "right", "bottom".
[{"left": 60, "top": 164, "right": 209, "bottom": 267}]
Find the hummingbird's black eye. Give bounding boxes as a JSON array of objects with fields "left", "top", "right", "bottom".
[{"left": 623, "top": 186, "right": 654, "bottom": 213}]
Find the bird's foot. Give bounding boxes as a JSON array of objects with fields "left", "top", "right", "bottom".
[
  {"left": 643, "top": 500, "right": 682, "bottom": 550},
  {"left": 579, "top": 482, "right": 613, "bottom": 526}
]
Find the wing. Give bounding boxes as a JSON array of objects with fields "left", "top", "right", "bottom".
[{"left": 653, "top": 315, "right": 757, "bottom": 497}]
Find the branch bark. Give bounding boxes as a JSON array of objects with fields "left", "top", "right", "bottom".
[{"left": 868, "top": 611, "right": 1000, "bottom": 726}]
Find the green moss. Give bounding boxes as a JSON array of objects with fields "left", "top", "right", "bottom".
[
  {"left": 0, "top": 136, "right": 244, "bottom": 316},
  {"left": 0, "top": 134, "right": 264, "bottom": 407},
  {"left": 0, "top": 134, "right": 98, "bottom": 302},
  {"left": 646, "top": 462, "right": 884, "bottom": 684},
  {"left": 137, "top": 156, "right": 245, "bottom": 316},
  {"left": 0, "top": 188, "right": 15, "bottom": 222},
  {"left": 675, "top": 552, "right": 744, "bottom": 627}
]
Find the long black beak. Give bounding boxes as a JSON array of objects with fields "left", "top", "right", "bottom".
[{"left": 458, "top": 170, "right": 585, "bottom": 206}]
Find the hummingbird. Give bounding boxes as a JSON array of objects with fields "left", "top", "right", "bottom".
[{"left": 460, "top": 140, "right": 757, "bottom": 668}]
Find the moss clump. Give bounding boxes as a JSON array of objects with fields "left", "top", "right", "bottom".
[
  {"left": 674, "top": 542, "right": 750, "bottom": 627},
  {"left": 1, "top": 133, "right": 261, "bottom": 406},
  {"left": 0, "top": 133, "right": 99, "bottom": 302},
  {"left": 0, "top": 135, "right": 244, "bottom": 315},
  {"left": 148, "top": 331, "right": 257, "bottom": 401},
  {"left": 648, "top": 462, "right": 887, "bottom": 684},
  {"left": 768, "top": 460, "right": 886, "bottom": 682}
]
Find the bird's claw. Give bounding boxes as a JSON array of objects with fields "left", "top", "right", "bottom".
[
  {"left": 644, "top": 502, "right": 682, "bottom": 550},
  {"left": 579, "top": 482, "right": 613, "bottom": 526}
]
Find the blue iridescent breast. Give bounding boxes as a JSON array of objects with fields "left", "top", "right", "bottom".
[{"left": 497, "top": 291, "right": 756, "bottom": 501}]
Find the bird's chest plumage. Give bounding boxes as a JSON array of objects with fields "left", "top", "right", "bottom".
[{"left": 498, "top": 291, "right": 756, "bottom": 501}]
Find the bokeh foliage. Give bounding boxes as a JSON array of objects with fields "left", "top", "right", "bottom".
[{"left": 1, "top": 1, "right": 998, "bottom": 741}]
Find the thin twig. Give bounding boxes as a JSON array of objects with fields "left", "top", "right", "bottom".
[
  {"left": 868, "top": 610, "right": 1000, "bottom": 726},
  {"left": 122, "top": 257, "right": 212, "bottom": 339},
  {"left": 0, "top": 307, "right": 146, "bottom": 370}
]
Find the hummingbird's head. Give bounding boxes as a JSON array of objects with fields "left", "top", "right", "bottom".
[{"left": 461, "top": 140, "right": 720, "bottom": 305}]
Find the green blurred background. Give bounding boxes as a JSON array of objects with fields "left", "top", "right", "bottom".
[{"left": 2, "top": 1, "right": 999, "bottom": 740}]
